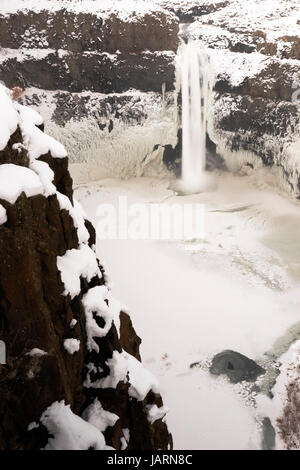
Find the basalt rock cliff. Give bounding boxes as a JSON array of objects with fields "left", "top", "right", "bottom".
[
  {"left": 0, "top": 4, "right": 178, "bottom": 93},
  {"left": 182, "top": 0, "right": 300, "bottom": 193},
  {"left": 0, "top": 85, "right": 172, "bottom": 450}
]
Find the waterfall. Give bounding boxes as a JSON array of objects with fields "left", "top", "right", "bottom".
[{"left": 176, "top": 41, "right": 209, "bottom": 193}]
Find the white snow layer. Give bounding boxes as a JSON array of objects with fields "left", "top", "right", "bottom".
[
  {"left": 84, "top": 351, "right": 128, "bottom": 390},
  {"left": 29, "top": 159, "right": 56, "bottom": 197},
  {"left": 0, "top": 204, "right": 7, "bottom": 225},
  {"left": 127, "top": 353, "right": 159, "bottom": 401},
  {"left": 56, "top": 192, "right": 90, "bottom": 244},
  {"left": 84, "top": 350, "right": 159, "bottom": 401},
  {"left": 70, "top": 319, "right": 77, "bottom": 328},
  {"left": 82, "top": 398, "right": 119, "bottom": 433},
  {"left": 0, "top": 164, "right": 43, "bottom": 204},
  {"left": 0, "top": 83, "right": 72, "bottom": 207},
  {"left": 16, "top": 103, "right": 43, "bottom": 128},
  {"left": 82, "top": 285, "right": 113, "bottom": 353},
  {"left": 21, "top": 118, "right": 67, "bottom": 160},
  {"left": 57, "top": 244, "right": 101, "bottom": 299},
  {"left": 147, "top": 404, "right": 168, "bottom": 424},
  {"left": 64, "top": 338, "right": 80, "bottom": 355},
  {"left": 0, "top": 0, "right": 174, "bottom": 23},
  {"left": 26, "top": 348, "right": 47, "bottom": 357},
  {"left": 40, "top": 401, "right": 107, "bottom": 450},
  {"left": 0, "top": 83, "right": 66, "bottom": 160},
  {"left": 0, "top": 85, "right": 18, "bottom": 151}
]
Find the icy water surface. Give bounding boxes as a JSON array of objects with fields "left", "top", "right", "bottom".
[{"left": 75, "top": 171, "right": 300, "bottom": 450}]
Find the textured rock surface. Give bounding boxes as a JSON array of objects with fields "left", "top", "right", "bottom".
[
  {"left": 182, "top": 0, "right": 300, "bottom": 194},
  {"left": 0, "top": 50, "right": 176, "bottom": 94},
  {"left": 276, "top": 342, "right": 300, "bottom": 450},
  {"left": 1, "top": 0, "right": 299, "bottom": 192},
  {"left": 0, "top": 3, "right": 178, "bottom": 93},
  {"left": 0, "top": 92, "right": 172, "bottom": 450},
  {"left": 19, "top": 88, "right": 177, "bottom": 184},
  {"left": 210, "top": 350, "right": 265, "bottom": 384},
  {"left": 156, "top": 0, "right": 230, "bottom": 23}
]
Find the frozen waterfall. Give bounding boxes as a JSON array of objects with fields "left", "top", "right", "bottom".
[{"left": 176, "top": 41, "right": 209, "bottom": 193}]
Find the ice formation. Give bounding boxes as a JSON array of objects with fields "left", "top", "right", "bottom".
[{"left": 176, "top": 41, "right": 209, "bottom": 193}]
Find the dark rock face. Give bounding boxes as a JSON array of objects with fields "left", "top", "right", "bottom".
[
  {"left": 214, "top": 60, "right": 300, "bottom": 102},
  {"left": 23, "top": 91, "right": 151, "bottom": 129},
  {"left": 1, "top": 50, "right": 176, "bottom": 94},
  {"left": 0, "top": 10, "right": 178, "bottom": 54},
  {"left": 0, "top": 7, "right": 178, "bottom": 93},
  {"left": 277, "top": 374, "right": 300, "bottom": 450},
  {"left": 261, "top": 417, "right": 276, "bottom": 450},
  {"left": 210, "top": 350, "right": 265, "bottom": 384},
  {"left": 0, "top": 125, "right": 172, "bottom": 450},
  {"left": 181, "top": 0, "right": 300, "bottom": 194},
  {"left": 160, "top": 0, "right": 230, "bottom": 23},
  {"left": 162, "top": 128, "right": 182, "bottom": 177}
]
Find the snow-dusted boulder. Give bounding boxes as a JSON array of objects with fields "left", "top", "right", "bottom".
[{"left": 0, "top": 84, "right": 172, "bottom": 450}]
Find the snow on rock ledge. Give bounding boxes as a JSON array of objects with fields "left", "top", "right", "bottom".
[
  {"left": 82, "top": 398, "right": 119, "bottom": 433},
  {"left": 0, "top": 86, "right": 19, "bottom": 151},
  {"left": 82, "top": 285, "right": 113, "bottom": 353},
  {"left": 0, "top": 163, "right": 43, "bottom": 204},
  {"left": 0, "top": 204, "right": 7, "bottom": 225},
  {"left": 57, "top": 244, "right": 101, "bottom": 299},
  {"left": 40, "top": 401, "right": 106, "bottom": 451}
]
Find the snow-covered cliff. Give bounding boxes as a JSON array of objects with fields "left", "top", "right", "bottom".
[{"left": 0, "top": 84, "right": 172, "bottom": 450}]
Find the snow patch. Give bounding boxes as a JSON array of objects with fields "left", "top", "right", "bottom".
[
  {"left": 57, "top": 244, "right": 101, "bottom": 299},
  {"left": 29, "top": 159, "right": 56, "bottom": 197},
  {"left": 56, "top": 192, "right": 90, "bottom": 244},
  {"left": 0, "top": 204, "right": 7, "bottom": 225},
  {"left": 147, "top": 404, "right": 168, "bottom": 424},
  {"left": 0, "top": 84, "right": 18, "bottom": 151},
  {"left": 0, "top": 163, "right": 43, "bottom": 204},
  {"left": 82, "top": 285, "right": 113, "bottom": 353},
  {"left": 84, "top": 349, "right": 160, "bottom": 401},
  {"left": 82, "top": 399, "right": 119, "bottom": 432},
  {"left": 84, "top": 351, "right": 128, "bottom": 390},
  {"left": 26, "top": 348, "right": 47, "bottom": 357},
  {"left": 64, "top": 338, "right": 80, "bottom": 355},
  {"left": 127, "top": 353, "right": 159, "bottom": 401},
  {"left": 40, "top": 401, "right": 106, "bottom": 450},
  {"left": 20, "top": 118, "right": 67, "bottom": 160},
  {"left": 70, "top": 319, "right": 77, "bottom": 328},
  {"left": 27, "top": 421, "right": 39, "bottom": 431}
]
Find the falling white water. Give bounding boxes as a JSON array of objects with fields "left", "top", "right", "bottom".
[{"left": 176, "top": 41, "right": 209, "bottom": 193}]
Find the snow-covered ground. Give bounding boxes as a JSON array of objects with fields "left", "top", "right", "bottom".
[{"left": 75, "top": 170, "right": 300, "bottom": 450}]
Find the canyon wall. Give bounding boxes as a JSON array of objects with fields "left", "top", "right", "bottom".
[
  {"left": 0, "top": 1, "right": 179, "bottom": 183},
  {"left": 0, "top": 0, "right": 299, "bottom": 192},
  {"left": 183, "top": 0, "right": 300, "bottom": 194},
  {"left": 0, "top": 5, "right": 178, "bottom": 93}
]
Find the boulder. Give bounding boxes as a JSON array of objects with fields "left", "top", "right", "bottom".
[{"left": 210, "top": 350, "right": 265, "bottom": 383}]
